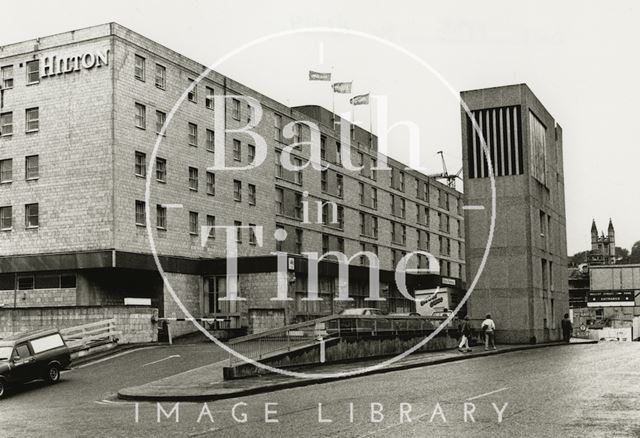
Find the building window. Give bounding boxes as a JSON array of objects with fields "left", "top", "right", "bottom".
[
  {"left": 206, "top": 215, "right": 215, "bottom": 239},
  {"left": 320, "top": 170, "right": 328, "bottom": 191},
  {"left": 336, "top": 174, "right": 344, "bottom": 198},
  {"left": 248, "top": 144, "right": 255, "bottom": 163},
  {"left": 233, "top": 139, "right": 241, "bottom": 161},
  {"left": 188, "top": 123, "right": 198, "bottom": 146},
  {"left": 371, "top": 188, "right": 377, "bottom": 209},
  {"left": 399, "top": 198, "right": 406, "bottom": 218},
  {"left": 0, "top": 206, "right": 12, "bottom": 230},
  {"left": 135, "top": 152, "right": 146, "bottom": 177},
  {"left": 1, "top": 65, "right": 13, "bottom": 89},
  {"left": 233, "top": 180, "right": 242, "bottom": 202},
  {"left": 234, "top": 220, "right": 242, "bottom": 242},
  {"left": 189, "top": 211, "right": 199, "bottom": 235},
  {"left": 293, "top": 157, "right": 303, "bottom": 185},
  {"left": 371, "top": 158, "right": 377, "bottom": 181},
  {"left": 25, "top": 108, "right": 39, "bottom": 132},
  {"left": 188, "top": 79, "right": 197, "bottom": 102},
  {"left": 25, "top": 155, "right": 38, "bottom": 180},
  {"left": 134, "top": 55, "right": 145, "bottom": 81},
  {"left": 275, "top": 151, "right": 283, "bottom": 178},
  {"left": 135, "top": 103, "right": 146, "bottom": 129},
  {"left": 206, "top": 171, "right": 215, "bottom": 195},
  {"left": 275, "top": 188, "right": 283, "bottom": 214},
  {"left": 248, "top": 104, "right": 255, "bottom": 124},
  {"left": 135, "top": 201, "right": 145, "bottom": 226},
  {"left": 322, "top": 234, "right": 329, "bottom": 254},
  {"left": 155, "top": 110, "right": 166, "bottom": 135},
  {"left": 232, "top": 98, "right": 241, "bottom": 120},
  {"left": 274, "top": 114, "right": 282, "bottom": 141},
  {"left": 24, "top": 204, "right": 40, "bottom": 228},
  {"left": 295, "top": 193, "right": 303, "bottom": 219},
  {"left": 336, "top": 142, "right": 342, "bottom": 165},
  {"left": 248, "top": 184, "right": 256, "bottom": 205},
  {"left": 249, "top": 224, "right": 257, "bottom": 245},
  {"left": 156, "top": 204, "right": 167, "bottom": 230},
  {"left": 205, "top": 87, "right": 214, "bottom": 110},
  {"left": 156, "top": 157, "right": 166, "bottom": 182},
  {"left": 188, "top": 167, "right": 199, "bottom": 191},
  {"left": 0, "top": 159, "right": 12, "bottom": 183},
  {"left": 292, "top": 123, "right": 301, "bottom": 143},
  {"left": 320, "top": 136, "right": 326, "bottom": 160},
  {"left": 155, "top": 63, "right": 166, "bottom": 89},
  {"left": 295, "top": 228, "right": 303, "bottom": 253},
  {"left": 206, "top": 129, "right": 215, "bottom": 152},
  {"left": 359, "top": 182, "right": 365, "bottom": 205},
  {"left": 26, "top": 60, "right": 40, "bottom": 84},
  {"left": 18, "top": 276, "right": 34, "bottom": 290},
  {"left": 337, "top": 237, "right": 344, "bottom": 253},
  {"left": 0, "top": 112, "right": 13, "bottom": 136}
]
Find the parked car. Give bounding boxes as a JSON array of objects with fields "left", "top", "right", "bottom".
[
  {"left": 339, "top": 308, "right": 384, "bottom": 316},
  {"left": 0, "top": 329, "right": 71, "bottom": 398}
]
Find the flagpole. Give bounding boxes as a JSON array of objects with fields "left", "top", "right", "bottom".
[
  {"left": 330, "top": 65, "right": 335, "bottom": 126},
  {"left": 369, "top": 96, "right": 373, "bottom": 147}
]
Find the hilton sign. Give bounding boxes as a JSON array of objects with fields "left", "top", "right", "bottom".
[{"left": 41, "top": 50, "right": 110, "bottom": 78}]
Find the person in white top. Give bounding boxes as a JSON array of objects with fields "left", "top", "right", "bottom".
[{"left": 481, "top": 314, "right": 497, "bottom": 350}]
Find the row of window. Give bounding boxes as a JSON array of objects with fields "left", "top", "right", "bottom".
[
  {"left": 134, "top": 151, "right": 257, "bottom": 204},
  {"left": 134, "top": 200, "right": 259, "bottom": 244},
  {"left": 134, "top": 55, "right": 247, "bottom": 120},
  {"left": 1, "top": 60, "right": 39, "bottom": 89},
  {"left": 0, "top": 108, "right": 40, "bottom": 136},
  {"left": 0, "top": 203, "right": 39, "bottom": 230},
  {"left": 0, "top": 155, "right": 39, "bottom": 183}
]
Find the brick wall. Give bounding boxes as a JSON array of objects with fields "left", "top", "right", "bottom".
[
  {"left": 0, "top": 305, "right": 158, "bottom": 343},
  {"left": 0, "top": 288, "right": 76, "bottom": 307}
]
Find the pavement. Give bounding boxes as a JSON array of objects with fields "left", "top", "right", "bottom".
[
  {"left": 1, "top": 339, "right": 639, "bottom": 437},
  {"left": 117, "top": 339, "right": 595, "bottom": 402}
]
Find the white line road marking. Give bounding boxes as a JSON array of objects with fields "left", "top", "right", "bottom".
[
  {"left": 162, "top": 203, "right": 183, "bottom": 208},
  {"left": 141, "top": 354, "right": 181, "bottom": 367},
  {"left": 467, "top": 387, "right": 509, "bottom": 401},
  {"left": 74, "top": 346, "right": 159, "bottom": 369},
  {"left": 462, "top": 205, "right": 486, "bottom": 210}
]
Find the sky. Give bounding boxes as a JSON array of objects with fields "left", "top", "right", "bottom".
[{"left": 2, "top": 0, "right": 638, "bottom": 254}]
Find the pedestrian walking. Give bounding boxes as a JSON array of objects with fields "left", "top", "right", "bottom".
[
  {"left": 561, "top": 313, "right": 573, "bottom": 343},
  {"left": 481, "top": 314, "right": 497, "bottom": 350},
  {"left": 458, "top": 315, "right": 472, "bottom": 353}
]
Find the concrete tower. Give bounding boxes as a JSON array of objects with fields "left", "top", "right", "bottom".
[{"left": 460, "top": 84, "right": 569, "bottom": 344}]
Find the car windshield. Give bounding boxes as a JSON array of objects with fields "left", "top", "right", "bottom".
[
  {"left": 0, "top": 346, "right": 13, "bottom": 360},
  {"left": 340, "top": 309, "right": 364, "bottom": 315}
]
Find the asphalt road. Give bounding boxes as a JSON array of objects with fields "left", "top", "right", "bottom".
[{"left": 1, "top": 342, "right": 639, "bottom": 437}]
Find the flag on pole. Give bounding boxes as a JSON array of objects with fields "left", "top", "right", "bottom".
[
  {"left": 350, "top": 93, "right": 370, "bottom": 105},
  {"left": 309, "top": 71, "right": 331, "bottom": 81},
  {"left": 332, "top": 82, "right": 352, "bottom": 93}
]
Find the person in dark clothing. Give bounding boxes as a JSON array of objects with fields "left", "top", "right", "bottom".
[
  {"left": 458, "top": 315, "right": 472, "bottom": 353},
  {"left": 561, "top": 313, "right": 573, "bottom": 343}
]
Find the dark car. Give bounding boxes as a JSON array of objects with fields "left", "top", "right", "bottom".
[{"left": 0, "top": 329, "right": 71, "bottom": 398}]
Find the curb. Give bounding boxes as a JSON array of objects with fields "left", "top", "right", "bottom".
[{"left": 117, "top": 341, "right": 596, "bottom": 402}]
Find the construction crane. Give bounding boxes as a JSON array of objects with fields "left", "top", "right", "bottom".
[{"left": 428, "top": 151, "right": 462, "bottom": 189}]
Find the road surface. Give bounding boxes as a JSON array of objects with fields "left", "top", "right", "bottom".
[{"left": 1, "top": 342, "right": 639, "bottom": 437}]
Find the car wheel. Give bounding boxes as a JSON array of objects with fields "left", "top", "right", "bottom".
[
  {"left": 46, "top": 365, "right": 60, "bottom": 384},
  {"left": 0, "top": 379, "right": 6, "bottom": 399}
]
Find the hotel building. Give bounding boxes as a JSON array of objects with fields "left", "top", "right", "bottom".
[{"left": 0, "top": 23, "right": 465, "bottom": 335}]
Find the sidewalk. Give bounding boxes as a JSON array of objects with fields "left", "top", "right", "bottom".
[{"left": 118, "top": 339, "right": 596, "bottom": 402}]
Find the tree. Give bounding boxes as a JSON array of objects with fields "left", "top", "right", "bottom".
[{"left": 629, "top": 241, "right": 640, "bottom": 264}]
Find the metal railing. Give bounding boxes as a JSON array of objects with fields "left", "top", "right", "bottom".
[
  {"left": 226, "top": 314, "right": 453, "bottom": 366},
  {"left": 60, "top": 319, "right": 122, "bottom": 350}
]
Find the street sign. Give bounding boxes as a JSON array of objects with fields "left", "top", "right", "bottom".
[{"left": 587, "top": 290, "right": 635, "bottom": 307}]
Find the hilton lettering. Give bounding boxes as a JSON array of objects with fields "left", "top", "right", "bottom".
[{"left": 42, "top": 50, "right": 110, "bottom": 77}]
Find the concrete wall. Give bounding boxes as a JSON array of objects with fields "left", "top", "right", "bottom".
[{"left": 0, "top": 305, "right": 158, "bottom": 343}]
